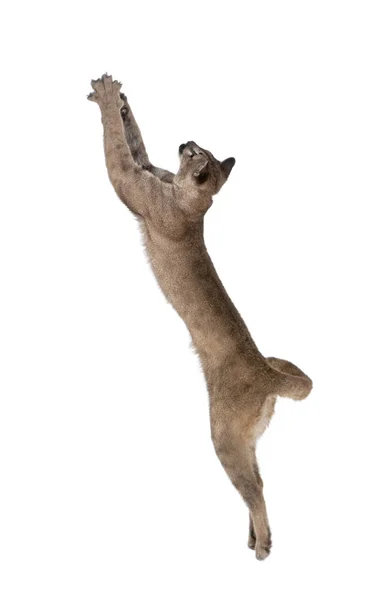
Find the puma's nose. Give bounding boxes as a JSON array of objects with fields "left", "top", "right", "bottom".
[
  {"left": 181, "top": 141, "right": 201, "bottom": 158},
  {"left": 179, "top": 142, "right": 197, "bottom": 158}
]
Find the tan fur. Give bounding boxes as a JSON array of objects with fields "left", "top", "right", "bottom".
[{"left": 88, "top": 75, "right": 312, "bottom": 560}]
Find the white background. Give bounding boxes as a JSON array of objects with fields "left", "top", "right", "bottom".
[{"left": 1, "top": 1, "right": 390, "bottom": 598}]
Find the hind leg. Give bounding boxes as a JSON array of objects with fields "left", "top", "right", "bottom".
[
  {"left": 212, "top": 427, "right": 271, "bottom": 560},
  {"left": 248, "top": 514, "right": 256, "bottom": 549},
  {"left": 248, "top": 459, "right": 272, "bottom": 553}
]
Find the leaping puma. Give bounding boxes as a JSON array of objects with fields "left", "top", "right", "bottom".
[{"left": 88, "top": 74, "right": 312, "bottom": 560}]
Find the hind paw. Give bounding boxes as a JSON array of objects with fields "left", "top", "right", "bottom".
[
  {"left": 251, "top": 527, "right": 272, "bottom": 560},
  {"left": 248, "top": 531, "right": 256, "bottom": 549}
]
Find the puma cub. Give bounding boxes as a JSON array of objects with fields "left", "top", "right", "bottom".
[{"left": 88, "top": 74, "right": 312, "bottom": 560}]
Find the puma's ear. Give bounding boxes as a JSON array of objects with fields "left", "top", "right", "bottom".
[
  {"left": 193, "top": 160, "right": 210, "bottom": 184},
  {"left": 221, "top": 157, "right": 236, "bottom": 179}
]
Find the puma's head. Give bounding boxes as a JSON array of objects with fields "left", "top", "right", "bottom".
[{"left": 174, "top": 141, "right": 235, "bottom": 214}]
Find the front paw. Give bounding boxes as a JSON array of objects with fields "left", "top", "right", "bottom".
[{"left": 87, "top": 74, "right": 123, "bottom": 110}]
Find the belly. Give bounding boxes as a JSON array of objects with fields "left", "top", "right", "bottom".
[{"left": 253, "top": 394, "right": 277, "bottom": 440}]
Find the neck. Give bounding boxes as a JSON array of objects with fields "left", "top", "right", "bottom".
[{"left": 141, "top": 220, "right": 258, "bottom": 369}]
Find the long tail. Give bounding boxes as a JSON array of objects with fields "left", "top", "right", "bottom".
[{"left": 266, "top": 356, "right": 313, "bottom": 401}]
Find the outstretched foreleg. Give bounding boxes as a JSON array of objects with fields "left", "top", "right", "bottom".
[
  {"left": 88, "top": 74, "right": 163, "bottom": 217},
  {"left": 120, "top": 92, "right": 174, "bottom": 183}
]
